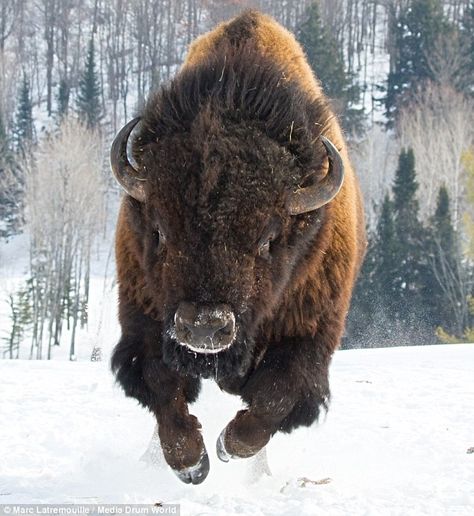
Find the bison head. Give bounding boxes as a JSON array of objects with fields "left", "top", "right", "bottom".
[{"left": 110, "top": 52, "right": 343, "bottom": 380}]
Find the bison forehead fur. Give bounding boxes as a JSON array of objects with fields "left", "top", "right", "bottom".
[{"left": 111, "top": 9, "right": 366, "bottom": 481}]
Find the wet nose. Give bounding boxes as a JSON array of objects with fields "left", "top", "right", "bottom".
[{"left": 174, "top": 302, "right": 236, "bottom": 353}]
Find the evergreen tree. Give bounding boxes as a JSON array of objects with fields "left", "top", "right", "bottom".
[
  {"left": 348, "top": 150, "right": 439, "bottom": 347},
  {"left": 391, "top": 148, "right": 434, "bottom": 341},
  {"left": 373, "top": 195, "right": 399, "bottom": 302},
  {"left": 429, "top": 186, "right": 455, "bottom": 326},
  {"left": 298, "top": 0, "right": 364, "bottom": 133},
  {"left": 369, "top": 195, "right": 400, "bottom": 342},
  {"left": 13, "top": 74, "right": 34, "bottom": 152},
  {"left": 460, "top": 1, "right": 474, "bottom": 96},
  {"left": 427, "top": 186, "right": 469, "bottom": 336},
  {"left": 346, "top": 195, "right": 399, "bottom": 347},
  {"left": 0, "top": 109, "right": 23, "bottom": 239},
  {"left": 385, "top": 0, "right": 449, "bottom": 124},
  {"left": 432, "top": 187, "right": 454, "bottom": 251},
  {"left": 392, "top": 148, "right": 421, "bottom": 293},
  {"left": 345, "top": 233, "right": 376, "bottom": 348},
  {"left": 3, "top": 286, "right": 32, "bottom": 359},
  {"left": 0, "top": 109, "right": 8, "bottom": 169},
  {"left": 76, "top": 38, "right": 103, "bottom": 129},
  {"left": 392, "top": 149, "right": 420, "bottom": 235}
]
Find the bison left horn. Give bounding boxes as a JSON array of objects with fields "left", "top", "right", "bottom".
[
  {"left": 110, "top": 117, "right": 146, "bottom": 202},
  {"left": 287, "top": 136, "right": 344, "bottom": 215}
]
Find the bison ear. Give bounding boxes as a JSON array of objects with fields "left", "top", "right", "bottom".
[
  {"left": 286, "top": 136, "right": 344, "bottom": 215},
  {"left": 110, "top": 117, "right": 146, "bottom": 202}
]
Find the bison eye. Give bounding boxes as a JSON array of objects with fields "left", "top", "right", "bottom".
[
  {"left": 153, "top": 229, "right": 166, "bottom": 248},
  {"left": 257, "top": 238, "right": 272, "bottom": 260}
]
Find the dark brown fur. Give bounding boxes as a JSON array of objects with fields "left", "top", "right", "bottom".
[{"left": 111, "top": 11, "right": 366, "bottom": 479}]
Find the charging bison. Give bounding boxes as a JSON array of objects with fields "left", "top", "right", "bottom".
[{"left": 111, "top": 10, "right": 365, "bottom": 484}]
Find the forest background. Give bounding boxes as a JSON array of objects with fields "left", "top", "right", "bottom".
[{"left": 1, "top": 0, "right": 473, "bottom": 360}]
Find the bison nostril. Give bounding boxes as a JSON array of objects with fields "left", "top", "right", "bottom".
[
  {"left": 189, "top": 325, "right": 216, "bottom": 340},
  {"left": 219, "top": 320, "right": 234, "bottom": 337},
  {"left": 185, "top": 320, "right": 230, "bottom": 342}
]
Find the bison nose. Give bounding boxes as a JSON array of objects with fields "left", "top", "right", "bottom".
[{"left": 174, "top": 302, "right": 236, "bottom": 353}]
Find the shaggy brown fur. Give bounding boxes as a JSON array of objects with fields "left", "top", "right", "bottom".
[{"left": 111, "top": 10, "right": 366, "bottom": 484}]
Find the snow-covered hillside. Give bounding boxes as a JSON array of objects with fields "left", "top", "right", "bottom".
[{"left": 1, "top": 344, "right": 473, "bottom": 515}]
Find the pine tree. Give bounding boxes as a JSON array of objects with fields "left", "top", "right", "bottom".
[
  {"left": 76, "top": 39, "right": 103, "bottom": 129},
  {"left": 3, "top": 285, "right": 32, "bottom": 359},
  {"left": 392, "top": 148, "right": 421, "bottom": 292},
  {"left": 392, "top": 148, "right": 420, "bottom": 235},
  {"left": 13, "top": 74, "right": 34, "bottom": 152},
  {"left": 0, "top": 109, "right": 23, "bottom": 239},
  {"left": 346, "top": 195, "right": 399, "bottom": 348},
  {"left": 297, "top": 0, "right": 364, "bottom": 133},
  {"left": 0, "top": 111, "right": 14, "bottom": 238},
  {"left": 374, "top": 194, "right": 399, "bottom": 300},
  {"left": 428, "top": 186, "right": 470, "bottom": 336},
  {"left": 460, "top": 1, "right": 474, "bottom": 96},
  {"left": 349, "top": 150, "right": 439, "bottom": 347},
  {"left": 385, "top": 0, "right": 449, "bottom": 124},
  {"left": 432, "top": 187, "right": 454, "bottom": 251},
  {"left": 391, "top": 148, "right": 434, "bottom": 341},
  {"left": 369, "top": 195, "right": 400, "bottom": 343},
  {"left": 345, "top": 234, "right": 376, "bottom": 348},
  {"left": 349, "top": 149, "right": 437, "bottom": 346},
  {"left": 429, "top": 186, "right": 455, "bottom": 328}
]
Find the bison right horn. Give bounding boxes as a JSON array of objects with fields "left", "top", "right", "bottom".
[
  {"left": 286, "top": 136, "right": 344, "bottom": 215},
  {"left": 110, "top": 117, "right": 146, "bottom": 202}
]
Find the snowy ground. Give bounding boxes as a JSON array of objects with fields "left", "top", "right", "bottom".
[{"left": 1, "top": 344, "right": 473, "bottom": 515}]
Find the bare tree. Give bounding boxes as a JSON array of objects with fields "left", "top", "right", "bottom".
[
  {"left": 349, "top": 124, "right": 399, "bottom": 229},
  {"left": 398, "top": 83, "right": 474, "bottom": 227},
  {"left": 426, "top": 29, "right": 471, "bottom": 92},
  {"left": 39, "top": 0, "right": 59, "bottom": 116},
  {"left": 103, "top": 0, "right": 132, "bottom": 130},
  {"left": 24, "top": 117, "right": 105, "bottom": 360},
  {"left": 429, "top": 237, "right": 471, "bottom": 336},
  {"left": 0, "top": 0, "right": 24, "bottom": 53}
]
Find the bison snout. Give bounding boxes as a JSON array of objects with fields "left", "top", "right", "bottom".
[{"left": 174, "top": 302, "right": 236, "bottom": 354}]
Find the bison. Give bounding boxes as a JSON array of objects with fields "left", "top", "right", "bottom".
[{"left": 110, "top": 10, "right": 366, "bottom": 484}]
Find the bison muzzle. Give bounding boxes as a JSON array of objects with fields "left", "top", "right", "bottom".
[
  {"left": 110, "top": 10, "right": 366, "bottom": 484},
  {"left": 174, "top": 302, "right": 236, "bottom": 353}
]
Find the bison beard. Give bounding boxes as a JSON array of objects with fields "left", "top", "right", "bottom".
[{"left": 110, "top": 10, "right": 365, "bottom": 485}]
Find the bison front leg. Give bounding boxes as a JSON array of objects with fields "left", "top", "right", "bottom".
[
  {"left": 217, "top": 339, "right": 330, "bottom": 461},
  {"left": 154, "top": 393, "right": 210, "bottom": 484},
  {"left": 141, "top": 360, "right": 209, "bottom": 484},
  {"left": 112, "top": 325, "right": 208, "bottom": 484}
]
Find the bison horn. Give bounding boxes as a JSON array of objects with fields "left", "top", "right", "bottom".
[
  {"left": 110, "top": 117, "right": 146, "bottom": 202},
  {"left": 287, "top": 136, "right": 344, "bottom": 215}
]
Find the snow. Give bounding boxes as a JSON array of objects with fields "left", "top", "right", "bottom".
[{"left": 1, "top": 344, "right": 473, "bottom": 514}]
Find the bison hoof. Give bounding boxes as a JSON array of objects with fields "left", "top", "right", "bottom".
[
  {"left": 173, "top": 449, "right": 210, "bottom": 485},
  {"left": 216, "top": 429, "right": 232, "bottom": 462},
  {"left": 216, "top": 425, "right": 268, "bottom": 461},
  {"left": 217, "top": 428, "right": 251, "bottom": 462}
]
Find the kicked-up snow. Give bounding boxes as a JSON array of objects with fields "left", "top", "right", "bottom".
[{"left": 0, "top": 344, "right": 473, "bottom": 515}]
